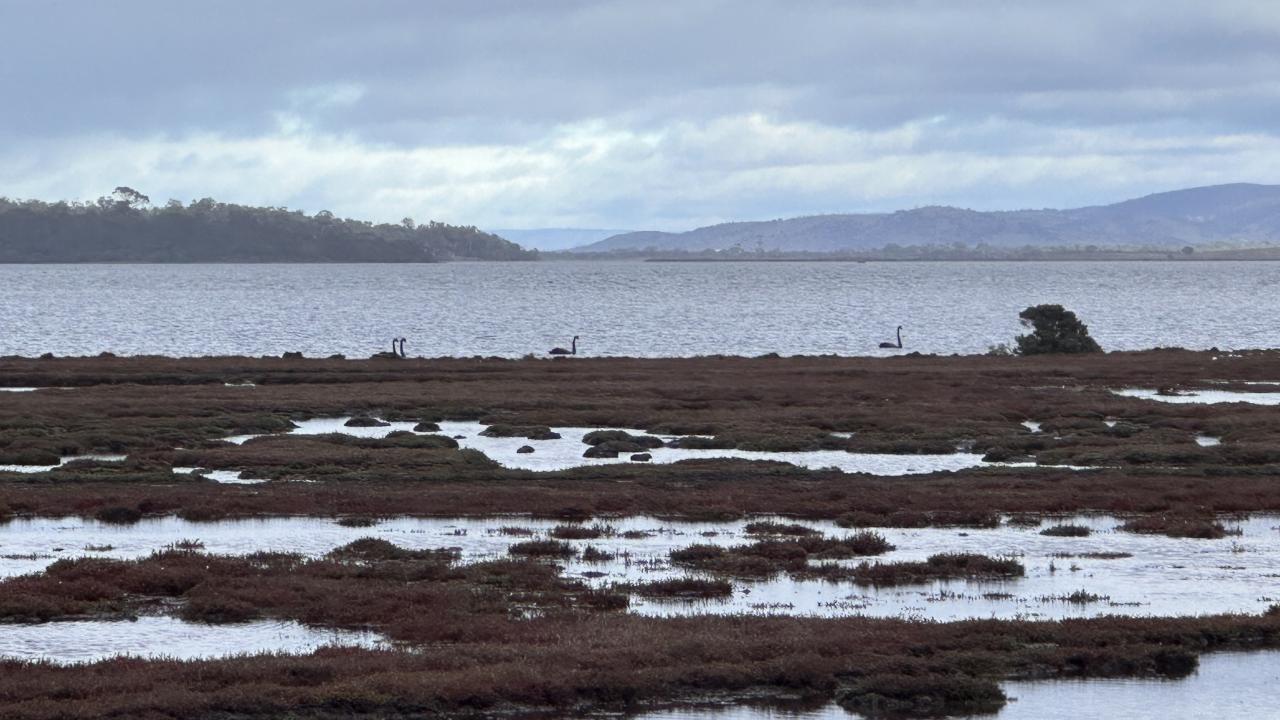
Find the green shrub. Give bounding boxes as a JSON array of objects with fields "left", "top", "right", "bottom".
[{"left": 1015, "top": 304, "right": 1102, "bottom": 355}]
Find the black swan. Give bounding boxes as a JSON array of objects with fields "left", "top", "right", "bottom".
[
  {"left": 878, "top": 326, "right": 903, "bottom": 349},
  {"left": 549, "top": 336, "right": 580, "bottom": 356},
  {"left": 372, "top": 338, "right": 402, "bottom": 359},
  {"left": 397, "top": 337, "right": 407, "bottom": 357}
]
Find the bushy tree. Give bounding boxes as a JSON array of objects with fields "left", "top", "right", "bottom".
[{"left": 1015, "top": 304, "right": 1102, "bottom": 355}]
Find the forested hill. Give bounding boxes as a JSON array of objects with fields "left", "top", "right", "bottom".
[
  {"left": 577, "top": 183, "right": 1280, "bottom": 253},
  {"left": 0, "top": 190, "right": 534, "bottom": 262}
]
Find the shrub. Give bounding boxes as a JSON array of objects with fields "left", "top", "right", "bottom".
[
  {"left": 838, "top": 672, "right": 1006, "bottom": 718},
  {"left": 824, "top": 554, "right": 1024, "bottom": 585},
  {"left": 1039, "top": 524, "right": 1092, "bottom": 537},
  {"left": 180, "top": 596, "right": 261, "bottom": 623},
  {"left": 578, "top": 588, "right": 630, "bottom": 610},
  {"left": 177, "top": 507, "right": 227, "bottom": 522},
  {"left": 95, "top": 506, "right": 143, "bottom": 525},
  {"left": 508, "top": 540, "right": 575, "bottom": 557},
  {"left": 581, "top": 430, "right": 662, "bottom": 449},
  {"left": 550, "top": 524, "right": 607, "bottom": 540},
  {"left": 481, "top": 424, "right": 561, "bottom": 440},
  {"left": 744, "top": 521, "right": 819, "bottom": 536},
  {"left": 336, "top": 516, "right": 379, "bottom": 528},
  {"left": 1014, "top": 304, "right": 1102, "bottom": 355},
  {"left": 623, "top": 578, "right": 733, "bottom": 598},
  {"left": 580, "top": 545, "right": 615, "bottom": 563},
  {"left": 1119, "top": 515, "right": 1229, "bottom": 539}
]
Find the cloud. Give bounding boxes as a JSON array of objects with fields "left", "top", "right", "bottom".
[
  {"left": 2, "top": 0, "right": 1279, "bottom": 228},
  {"left": 6, "top": 113, "right": 1279, "bottom": 231}
]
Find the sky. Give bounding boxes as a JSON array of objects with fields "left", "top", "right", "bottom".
[{"left": 2, "top": 0, "right": 1279, "bottom": 233}]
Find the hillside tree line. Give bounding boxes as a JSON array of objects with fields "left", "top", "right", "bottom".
[{"left": 0, "top": 188, "right": 533, "bottom": 262}]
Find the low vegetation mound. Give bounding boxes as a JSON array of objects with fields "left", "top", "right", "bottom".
[
  {"left": 622, "top": 577, "right": 734, "bottom": 599},
  {"left": 836, "top": 510, "right": 1000, "bottom": 529},
  {"left": 816, "top": 553, "right": 1025, "bottom": 585},
  {"left": 1039, "top": 524, "right": 1092, "bottom": 537},
  {"left": 743, "top": 521, "right": 820, "bottom": 536},
  {"left": 670, "top": 532, "right": 893, "bottom": 577},
  {"left": 837, "top": 672, "right": 1007, "bottom": 718},
  {"left": 508, "top": 539, "right": 576, "bottom": 557},
  {"left": 481, "top": 424, "right": 561, "bottom": 440},
  {"left": 1119, "top": 515, "right": 1231, "bottom": 539},
  {"left": 549, "top": 524, "right": 613, "bottom": 540}
]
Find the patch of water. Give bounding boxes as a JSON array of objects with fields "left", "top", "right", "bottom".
[
  {"left": 628, "top": 651, "right": 1280, "bottom": 719},
  {"left": 217, "top": 417, "right": 1101, "bottom": 476},
  {"left": 441, "top": 422, "right": 993, "bottom": 476},
  {"left": 172, "top": 467, "right": 269, "bottom": 484},
  {"left": 0, "top": 616, "right": 387, "bottom": 665},
  {"left": 1195, "top": 435, "right": 1222, "bottom": 447},
  {"left": 2, "top": 514, "right": 1278, "bottom": 622},
  {"left": 0, "top": 387, "right": 37, "bottom": 392},
  {"left": 0, "top": 454, "right": 128, "bottom": 474},
  {"left": 1022, "top": 421, "right": 1042, "bottom": 433},
  {"left": 223, "top": 417, "right": 421, "bottom": 445},
  {"left": 1114, "top": 388, "right": 1280, "bottom": 405}
]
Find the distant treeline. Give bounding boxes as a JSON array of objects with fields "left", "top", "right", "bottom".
[{"left": 0, "top": 188, "right": 534, "bottom": 262}]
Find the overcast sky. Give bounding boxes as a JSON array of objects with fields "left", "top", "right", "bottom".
[{"left": 2, "top": 0, "right": 1279, "bottom": 231}]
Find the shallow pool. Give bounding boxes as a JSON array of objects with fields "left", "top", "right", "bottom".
[
  {"left": 3, "top": 514, "right": 1277, "bottom": 621},
  {"left": 0, "top": 616, "right": 387, "bottom": 665},
  {"left": 1114, "top": 388, "right": 1280, "bottom": 405}
]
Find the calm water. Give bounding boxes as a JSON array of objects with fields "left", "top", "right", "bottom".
[
  {"left": 0, "top": 261, "right": 1277, "bottom": 357},
  {"left": 0, "top": 617, "right": 385, "bottom": 665},
  {"left": 631, "top": 651, "right": 1280, "bottom": 719},
  {"left": 4, "top": 513, "right": 1277, "bottom": 621}
]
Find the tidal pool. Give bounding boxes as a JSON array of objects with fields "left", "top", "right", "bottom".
[
  {"left": 0, "top": 616, "right": 387, "bottom": 665},
  {"left": 225, "top": 417, "right": 1032, "bottom": 476},
  {"left": 0, "top": 454, "right": 127, "bottom": 473},
  {"left": 1114, "top": 388, "right": 1280, "bottom": 405},
  {"left": 628, "top": 651, "right": 1280, "bottom": 719},
  {"left": 2, "top": 514, "right": 1278, "bottom": 621},
  {"left": 172, "top": 466, "right": 270, "bottom": 484}
]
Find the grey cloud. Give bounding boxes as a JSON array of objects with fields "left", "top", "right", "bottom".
[
  {"left": 4, "top": 0, "right": 1280, "bottom": 139},
  {"left": 3, "top": 0, "right": 1280, "bottom": 228}
]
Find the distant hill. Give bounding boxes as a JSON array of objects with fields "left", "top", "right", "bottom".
[
  {"left": 575, "top": 184, "right": 1280, "bottom": 253},
  {"left": 0, "top": 190, "right": 534, "bottom": 262},
  {"left": 491, "top": 228, "right": 631, "bottom": 251}
]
